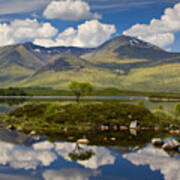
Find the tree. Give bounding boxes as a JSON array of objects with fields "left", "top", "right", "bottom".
[
  {"left": 69, "top": 81, "right": 93, "bottom": 103},
  {"left": 175, "top": 103, "right": 180, "bottom": 116}
]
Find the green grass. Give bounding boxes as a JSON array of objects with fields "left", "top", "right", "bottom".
[{"left": 1, "top": 102, "right": 159, "bottom": 132}]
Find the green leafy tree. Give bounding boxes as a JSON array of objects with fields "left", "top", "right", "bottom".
[
  {"left": 69, "top": 81, "right": 93, "bottom": 103},
  {"left": 137, "top": 99, "right": 145, "bottom": 107},
  {"left": 175, "top": 103, "right": 180, "bottom": 116}
]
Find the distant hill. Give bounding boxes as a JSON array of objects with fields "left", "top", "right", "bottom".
[{"left": 1, "top": 35, "right": 180, "bottom": 92}]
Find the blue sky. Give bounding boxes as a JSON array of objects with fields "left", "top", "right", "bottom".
[{"left": 0, "top": 0, "right": 180, "bottom": 51}]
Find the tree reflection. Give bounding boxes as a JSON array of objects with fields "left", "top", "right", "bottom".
[{"left": 68, "top": 144, "right": 95, "bottom": 161}]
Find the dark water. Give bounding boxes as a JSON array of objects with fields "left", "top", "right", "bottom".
[{"left": 0, "top": 129, "right": 178, "bottom": 180}]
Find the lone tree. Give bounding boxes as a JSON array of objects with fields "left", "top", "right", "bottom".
[
  {"left": 69, "top": 81, "right": 93, "bottom": 103},
  {"left": 175, "top": 103, "right": 180, "bottom": 116}
]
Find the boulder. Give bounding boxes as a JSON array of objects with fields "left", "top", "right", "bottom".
[
  {"left": 110, "top": 137, "right": 116, "bottom": 141},
  {"left": 29, "top": 130, "right": 36, "bottom": 136},
  {"left": 152, "top": 138, "right": 164, "bottom": 146},
  {"left": 169, "top": 130, "right": 180, "bottom": 134},
  {"left": 120, "top": 126, "right": 128, "bottom": 130},
  {"left": 77, "top": 139, "right": 89, "bottom": 145},
  {"left": 100, "top": 124, "right": 110, "bottom": 131},
  {"left": 162, "top": 139, "right": 180, "bottom": 150},
  {"left": 169, "top": 124, "right": 180, "bottom": 130},
  {"left": 110, "top": 124, "right": 119, "bottom": 131},
  {"left": 129, "top": 121, "right": 140, "bottom": 129},
  {"left": 17, "top": 127, "right": 23, "bottom": 132},
  {"left": 6, "top": 125, "right": 15, "bottom": 130},
  {"left": 130, "top": 129, "right": 138, "bottom": 136}
]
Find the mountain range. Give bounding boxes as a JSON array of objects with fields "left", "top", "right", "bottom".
[{"left": 1, "top": 35, "right": 180, "bottom": 92}]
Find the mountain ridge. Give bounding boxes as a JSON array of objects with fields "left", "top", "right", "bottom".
[{"left": 1, "top": 35, "right": 180, "bottom": 92}]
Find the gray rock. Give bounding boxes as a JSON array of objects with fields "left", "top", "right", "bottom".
[
  {"left": 17, "top": 127, "right": 23, "bottom": 132},
  {"left": 129, "top": 120, "right": 140, "bottom": 129},
  {"left": 29, "top": 130, "right": 36, "bottom": 136},
  {"left": 152, "top": 138, "right": 164, "bottom": 146},
  {"left": 162, "top": 139, "right": 180, "bottom": 150},
  {"left": 6, "top": 125, "right": 15, "bottom": 130}
]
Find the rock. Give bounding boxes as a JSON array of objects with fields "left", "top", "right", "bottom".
[
  {"left": 111, "top": 137, "right": 116, "bottom": 141},
  {"left": 152, "top": 138, "right": 164, "bottom": 146},
  {"left": 77, "top": 139, "right": 89, "bottom": 145},
  {"left": 162, "top": 139, "right": 180, "bottom": 150},
  {"left": 130, "top": 129, "right": 138, "bottom": 136},
  {"left": 17, "top": 127, "right": 23, "bottom": 132},
  {"left": 100, "top": 124, "right": 110, "bottom": 131},
  {"left": 68, "top": 136, "right": 74, "bottom": 140},
  {"left": 29, "top": 130, "right": 36, "bottom": 136},
  {"left": 169, "top": 130, "right": 180, "bottom": 134},
  {"left": 129, "top": 120, "right": 140, "bottom": 129},
  {"left": 6, "top": 125, "right": 15, "bottom": 130},
  {"left": 169, "top": 124, "right": 180, "bottom": 130},
  {"left": 141, "top": 126, "right": 154, "bottom": 130},
  {"left": 154, "top": 126, "right": 161, "bottom": 131},
  {"left": 120, "top": 126, "right": 128, "bottom": 130},
  {"left": 110, "top": 124, "right": 119, "bottom": 131}
]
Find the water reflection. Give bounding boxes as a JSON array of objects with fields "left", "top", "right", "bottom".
[
  {"left": 123, "top": 144, "right": 180, "bottom": 180},
  {"left": 0, "top": 130, "right": 177, "bottom": 179},
  {"left": 43, "top": 168, "right": 100, "bottom": 180},
  {"left": 0, "top": 118, "right": 177, "bottom": 180}
]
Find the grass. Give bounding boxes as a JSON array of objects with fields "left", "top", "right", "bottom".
[{"left": 1, "top": 102, "right": 173, "bottom": 133}]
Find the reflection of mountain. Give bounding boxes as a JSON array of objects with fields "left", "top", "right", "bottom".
[
  {"left": 0, "top": 129, "right": 45, "bottom": 146},
  {"left": 43, "top": 168, "right": 99, "bottom": 180},
  {"left": 108, "top": 146, "right": 138, "bottom": 155},
  {"left": 55, "top": 142, "right": 115, "bottom": 169},
  {"left": 123, "top": 144, "right": 180, "bottom": 180}
]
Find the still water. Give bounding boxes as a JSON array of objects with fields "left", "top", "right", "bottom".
[
  {"left": 0, "top": 98, "right": 179, "bottom": 180},
  {"left": 0, "top": 129, "right": 178, "bottom": 180}
]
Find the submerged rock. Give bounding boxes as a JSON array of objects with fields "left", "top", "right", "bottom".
[
  {"left": 100, "top": 124, "right": 110, "bottom": 131},
  {"left": 17, "top": 127, "right": 23, "bottom": 132},
  {"left": 151, "top": 138, "right": 164, "bottom": 146},
  {"left": 29, "top": 130, "right": 36, "bottom": 136},
  {"left": 162, "top": 139, "right": 180, "bottom": 150},
  {"left": 6, "top": 125, "right": 16, "bottom": 130},
  {"left": 77, "top": 139, "right": 89, "bottom": 145},
  {"left": 120, "top": 126, "right": 128, "bottom": 130}
]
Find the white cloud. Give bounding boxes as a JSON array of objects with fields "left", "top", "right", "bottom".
[
  {"left": 0, "top": 141, "right": 57, "bottom": 170},
  {"left": 123, "top": 144, "right": 180, "bottom": 180},
  {"left": 0, "top": 0, "right": 51, "bottom": 15},
  {"left": 55, "top": 142, "right": 115, "bottom": 169},
  {"left": 123, "top": 3, "right": 180, "bottom": 48},
  {"left": 34, "top": 20, "right": 116, "bottom": 47},
  {"left": 43, "top": 168, "right": 99, "bottom": 180},
  {"left": 0, "top": 18, "right": 58, "bottom": 46},
  {"left": 43, "top": 0, "right": 101, "bottom": 21}
]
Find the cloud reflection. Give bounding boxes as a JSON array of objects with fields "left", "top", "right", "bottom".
[{"left": 123, "top": 144, "right": 180, "bottom": 180}]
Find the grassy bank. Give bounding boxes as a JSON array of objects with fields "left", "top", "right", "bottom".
[
  {"left": 1, "top": 87, "right": 180, "bottom": 100},
  {"left": 1, "top": 102, "right": 180, "bottom": 134}
]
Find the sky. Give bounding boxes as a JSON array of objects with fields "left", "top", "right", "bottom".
[{"left": 0, "top": 0, "right": 180, "bottom": 52}]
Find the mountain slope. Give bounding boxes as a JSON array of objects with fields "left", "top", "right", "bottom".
[{"left": 1, "top": 35, "right": 180, "bottom": 92}]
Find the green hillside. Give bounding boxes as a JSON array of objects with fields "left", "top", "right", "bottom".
[{"left": 1, "top": 35, "right": 180, "bottom": 92}]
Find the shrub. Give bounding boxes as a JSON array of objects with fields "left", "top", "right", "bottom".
[
  {"left": 158, "top": 105, "right": 163, "bottom": 110},
  {"left": 137, "top": 99, "right": 145, "bottom": 107},
  {"left": 175, "top": 103, "right": 180, "bottom": 116},
  {"left": 152, "top": 109, "right": 174, "bottom": 125}
]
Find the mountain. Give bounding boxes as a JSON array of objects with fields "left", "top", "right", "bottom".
[{"left": 1, "top": 35, "right": 180, "bottom": 92}]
